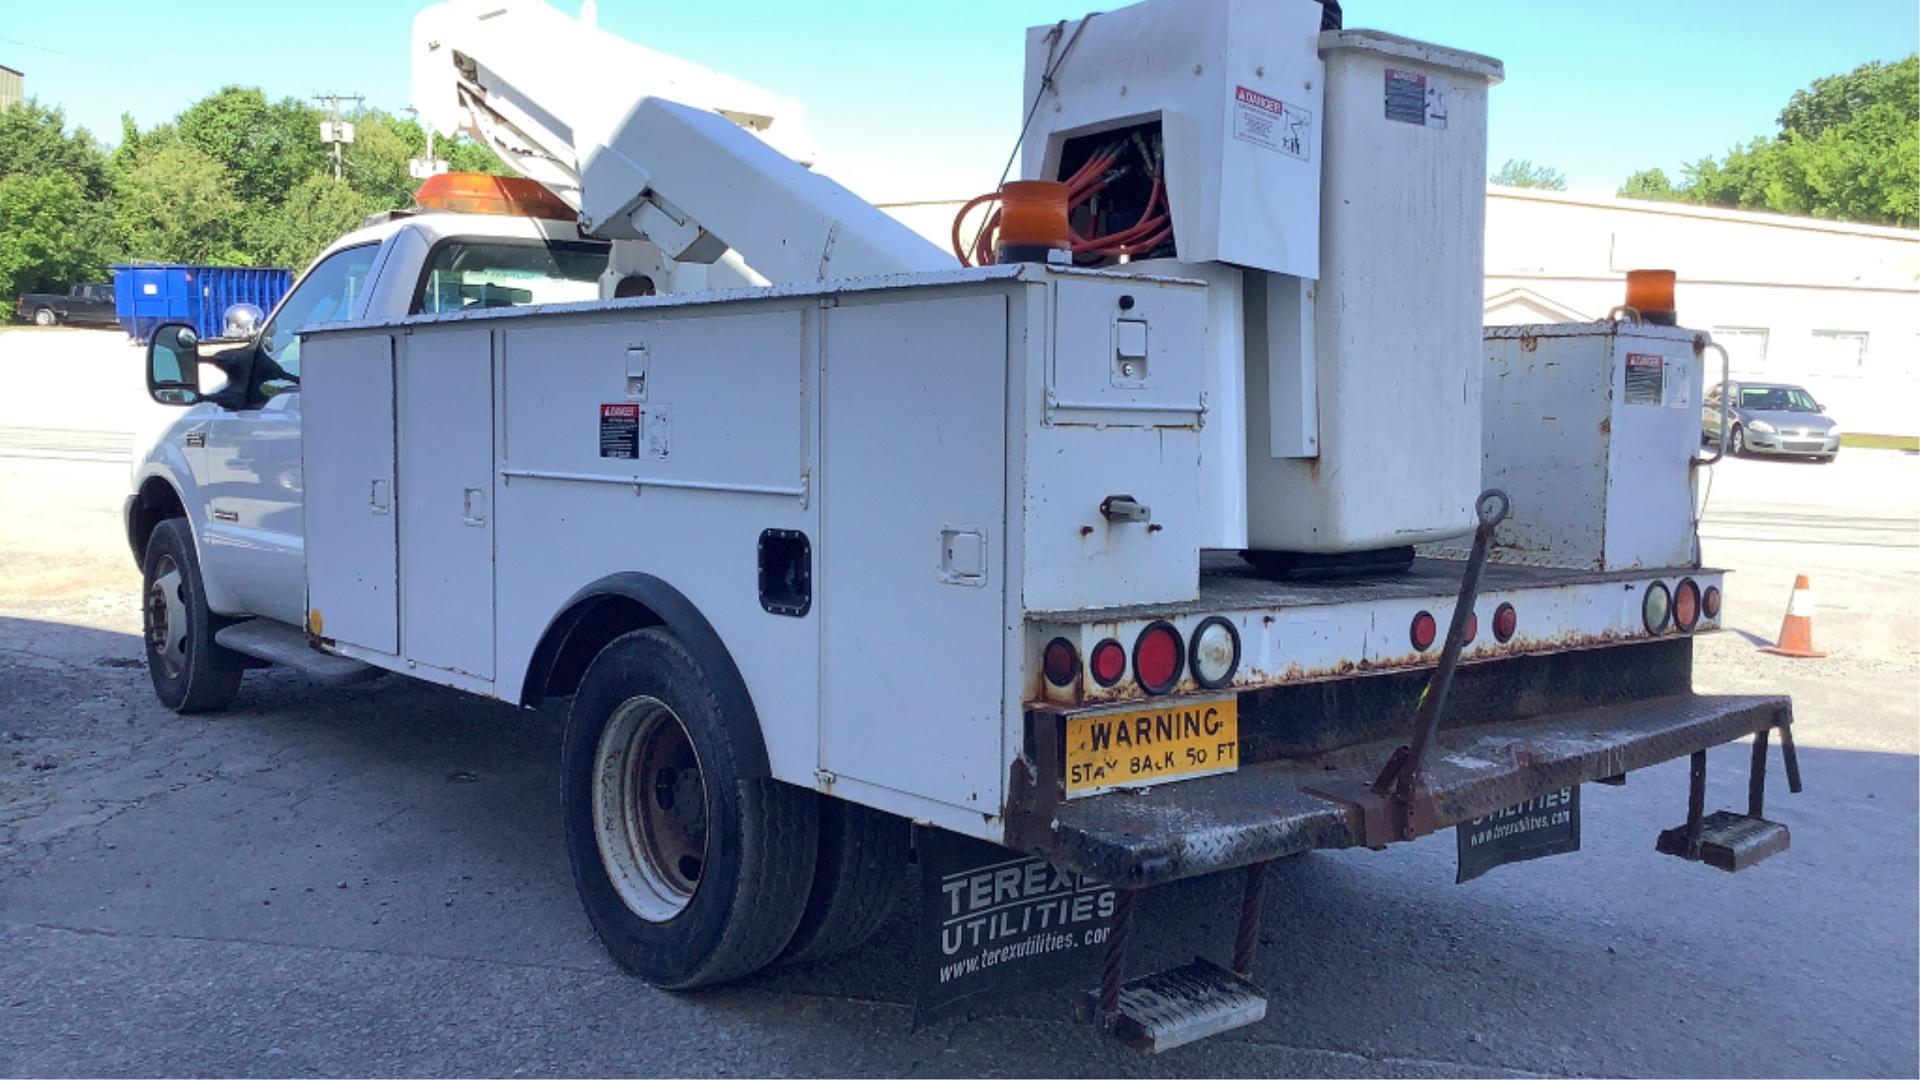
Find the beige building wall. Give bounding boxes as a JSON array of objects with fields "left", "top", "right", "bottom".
[
  {"left": 0, "top": 66, "right": 23, "bottom": 111},
  {"left": 878, "top": 187, "right": 1920, "bottom": 437},
  {"left": 1484, "top": 187, "right": 1920, "bottom": 438}
]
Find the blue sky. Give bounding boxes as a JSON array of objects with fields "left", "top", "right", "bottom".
[{"left": 5, "top": 1, "right": 1915, "bottom": 202}]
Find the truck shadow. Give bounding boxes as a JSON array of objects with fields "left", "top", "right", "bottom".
[{"left": 4, "top": 615, "right": 1915, "bottom": 1077}]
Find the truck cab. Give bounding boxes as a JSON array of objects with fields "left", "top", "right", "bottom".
[{"left": 127, "top": 198, "right": 609, "bottom": 637}]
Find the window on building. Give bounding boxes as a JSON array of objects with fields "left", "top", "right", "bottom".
[
  {"left": 1809, "top": 330, "right": 1868, "bottom": 377},
  {"left": 1711, "top": 326, "right": 1770, "bottom": 378}
]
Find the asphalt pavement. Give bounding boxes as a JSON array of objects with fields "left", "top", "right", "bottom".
[{"left": 1, "top": 328, "right": 1915, "bottom": 1077}]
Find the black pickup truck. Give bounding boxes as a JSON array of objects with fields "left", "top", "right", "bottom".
[{"left": 15, "top": 283, "right": 117, "bottom": 327}]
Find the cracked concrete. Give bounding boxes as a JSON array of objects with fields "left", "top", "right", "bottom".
[{"left": 1, "top": 330, "right": 1916, "bottom": 1076}]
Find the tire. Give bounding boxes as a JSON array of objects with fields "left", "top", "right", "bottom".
[
  {"left": 779, "top": 797, "right": 911, "bottom": 965},
  {"left": 562, "top": 628, "right": 817, "bottom": 989},
  {"left": 31, "top": 307, "right": 56, "bottom": 327},
  {"left": 1729, "top": 425, "right": 1746, "bottom": 457},
  {"left": 141, "top": 518, "right": 243, "bottom": 713}
]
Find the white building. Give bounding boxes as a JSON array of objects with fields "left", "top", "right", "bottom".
[
  {"left": 881, "top": 188, "right": 1920, "bottom": 437},
  {"left": 1483, "top": 187, "right": 1919, "bottom": 439}
]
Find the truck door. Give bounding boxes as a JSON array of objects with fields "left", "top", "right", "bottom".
[{"left": 201, "top": 243, "right": 380, "bottom": 626}]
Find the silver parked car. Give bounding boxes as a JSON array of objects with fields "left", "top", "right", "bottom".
[{"left": 1702, "top": 381, "right": 1841, "bottom": 461}]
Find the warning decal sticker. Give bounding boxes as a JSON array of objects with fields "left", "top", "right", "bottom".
[
  {"left": 599, "top": 403, "right": 672, "bottom": 460},
  {"left": 1233, "top": 85, "right": 1311, "bottom": 161},
  {"left": 1384, "top": 67, "right": 1450, "bottom": 128},
  {"left": 1624, "top": 353, "right": 1665, "bottom": 406}
]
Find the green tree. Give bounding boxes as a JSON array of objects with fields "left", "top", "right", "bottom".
[
  {"left": 1617, "top": 167, "right": 1680, "bottom": 202},
  {"left": 1621, "top": 55, "right": 1917, "bottom": 227},
  {"left": 0, "top": 172, "right": 111, "bottom": 307},
  {"left": 253, "top": 175, "right": 381, "bottom": 269},
  {"left": 1490, "top": 158, "right": 1568, "bottom": 190},
  {"left": 0, "top": 100, "right": 109, "bottom": 198},
  {"left": 112, "top": 143, "right": 248, "bottom": 265},
  {"left": 175, "top": 87, "right": 327, "bottom": 208}
]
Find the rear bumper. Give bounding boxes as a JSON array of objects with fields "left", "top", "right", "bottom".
[{"left": 1013, "top": 684, "right": 1792, "bottom": 887}]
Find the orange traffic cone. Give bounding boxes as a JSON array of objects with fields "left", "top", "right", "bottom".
[{"left": 1760, "top": 575, "right": 1826, "bottom": 659}]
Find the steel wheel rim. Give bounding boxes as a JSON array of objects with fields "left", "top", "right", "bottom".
[
  {"left": 143, "top": 556, "right": 188, "bottom": 679},
  {"left": 592, "top": 695, "right": 708, "bottom": 922}
]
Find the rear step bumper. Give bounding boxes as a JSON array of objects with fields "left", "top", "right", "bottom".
[{"left": 1022, "top": 692, "right": 1794, "bottom": 888}]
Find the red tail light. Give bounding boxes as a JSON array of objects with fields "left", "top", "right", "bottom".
[
  {"left": 1463, "top": 612, "right": 1479, "bottom": 645},
  {"left": 1043, "top": 637, "right": 1079, "bottom": 687},
  {"left": 1090, "top": 639, "right": 1127, "bottom": 687},
  {"left": 1493, "top": 602, "right": 1518, "bottom": 642},
  {"left": 1133, "top": 622, "right": 1184, "bottom": 694},
  {"left": 1410, "top": 611, "right": 1438, "bottom": 651},
  {"left": 1674, "top": 579, "right": 1701, "bottom": 632}
]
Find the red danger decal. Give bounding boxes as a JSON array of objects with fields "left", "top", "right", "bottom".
[
  {"left": 601, "top": 404, "right": 639, "bottom": 420},
  {"left": 1235, "top": 85, "right": 1286, "bottom": 115}
]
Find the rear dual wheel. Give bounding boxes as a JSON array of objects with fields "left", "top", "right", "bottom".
[{"left": 562, "top": 627, "right": 909, "bottom": 987}]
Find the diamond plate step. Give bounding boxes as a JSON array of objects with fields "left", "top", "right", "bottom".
[
  {"left": 1107, "top": 958, "right": 1267, "bottom": 1053},
  {"left": 1656, "top": 810, "right": 1790, "bottom": 872}
]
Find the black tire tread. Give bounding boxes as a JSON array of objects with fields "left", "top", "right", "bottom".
[
  {"left": 564, "top": 627, "right": 816, "bottom": 990},
  {"left": 779, "top": 798, "right": 910, "bottom": 965},
  {"left": 143, "top": 518, "right": 242, "bottom": 713}
]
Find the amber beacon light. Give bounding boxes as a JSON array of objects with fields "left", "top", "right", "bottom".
[
  {"left": 1625, "top": 268, "right": 1678, "bottom": 326},
  {"left": 414, "top": 172, "right": 577, "bottom": 221},
  {"left": 994, "top": 180, "right": 1073, "bottom": 264}
]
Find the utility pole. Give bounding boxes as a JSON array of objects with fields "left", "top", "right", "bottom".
[
  {"left": 404, "top": 105, "right": 448, "bottom": 181},
  {"left": 312, "top": 93, "right": 365, "bottom": 181}
]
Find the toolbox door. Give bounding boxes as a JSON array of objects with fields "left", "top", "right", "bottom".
[
  {"left": 819, "top": 292, "right": 1008, "bottom": 813},
  {"left": 397, "top": 328, "right": 496, "bottom": 680},
  {"left": 301, "top": 332, "right": 398, "bottom": 655}
]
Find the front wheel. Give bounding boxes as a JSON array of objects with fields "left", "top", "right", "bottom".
[
  {"left": 141, "top": 518, "right": 243, "bottom": 712},
  {"left": 31, "top": 307, "right": 56, "bottom": 327},
  {"left": 562, "top": 628, "right": 817, "bottom": 989},
  {"left": 1729, "top": 425, "right": 1746, "bottom": 457}
]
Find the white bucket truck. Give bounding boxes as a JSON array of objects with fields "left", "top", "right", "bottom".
[{"left": 127, "top": 0, "right": 1802, "bottom": 1050}]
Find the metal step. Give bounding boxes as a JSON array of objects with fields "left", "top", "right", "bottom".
[
  {"left": 1656, "top": 810, "right": 1790, "bottom": 872},
  {"left": 214, "top": 620, "right": 379, "bottom": 684},
  {"left": 1107, "top": 958, "right": 1267, "bottom": 1053}
]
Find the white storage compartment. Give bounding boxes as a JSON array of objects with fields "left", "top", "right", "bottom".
[
  {"left": 1245, "top": 30, "right": 1502, "bottom": 555},
  {"left": 1478, "top": 322, "right": 1705, "bottom": 571}
]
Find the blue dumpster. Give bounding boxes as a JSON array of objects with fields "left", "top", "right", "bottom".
[{"left": 111, "top": 264, "right": 294, "bottom": 344}]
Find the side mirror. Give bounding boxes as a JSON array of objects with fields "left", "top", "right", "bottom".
[{"left": 146, "top": 323, "right": 203, "bottom": 406}]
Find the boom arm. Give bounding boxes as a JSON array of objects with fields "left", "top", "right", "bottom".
[{"left": 411, "top": 0, "right": 953, "bottom": 287}]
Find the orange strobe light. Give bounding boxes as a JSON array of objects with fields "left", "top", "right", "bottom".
[
  {"left": 1625, "top": 268, "right": 1678, "bottom": 326},
  {"left": 414, "top": 172, "right": 577, "bottom": 221},
  {"left": 994, "top": 180, "right": 1072, "bottom": 264}
]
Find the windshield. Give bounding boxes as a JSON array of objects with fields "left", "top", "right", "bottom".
[
  {"left": 1739, "top": 386, "right": 1820, "bottom": 412},
  {"left": 414, "top": 239, "right": 607, "bottom": 314}
]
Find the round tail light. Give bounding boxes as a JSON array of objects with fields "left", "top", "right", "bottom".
[
  {"left": 1703, "top": 585, "right": 1722, "bottom": 620},
  {"left": 1043, "top": 637, "right": 1079, "bottom": 687},
  {"left": 1463, "top": 612, "right": 1479, "bottom": 645},
  {"left": 1189, "top": 617, "right": 1240, "bottom": 690},
  {"left": 1090, "top": 639, "right": 1127, "bottom": 687},
  {"left": 1133, "top": 622, "right": 1185, "bottom": 694},
  {"left": 1674, "top": 578, "right": 1702, "bottom": 632},
  {"left": 1643, "top": 581, "right": 1673, "bottom": 635},
  {"left": 1410, "top": 611, "right": 1437, "bottom": 652},
  {"left": 1493, "top": 602, "right": 1518, "bottom": 643}
]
